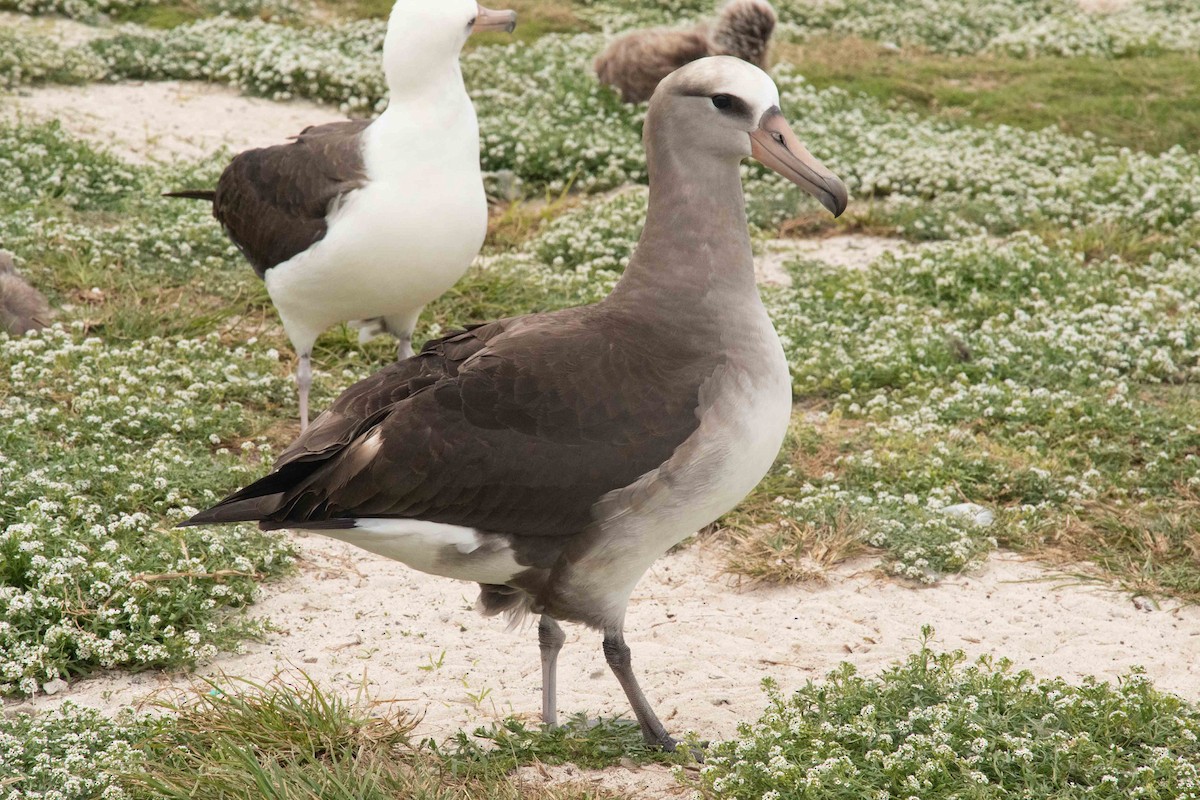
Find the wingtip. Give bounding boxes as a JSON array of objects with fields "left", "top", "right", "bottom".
[
  {"left": 176, "top": 511, "right": 215, "bottom": 528},
  {"left": 177, "top": 490, "right": 288, "bottom": 529},
  {"left": 162, "top": 190, "right": 217, "bottom": 202}
]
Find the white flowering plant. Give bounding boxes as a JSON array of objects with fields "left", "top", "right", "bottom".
[
  {"left": 0, "top": 0, "right": 154, "bottom": 21},
  {"left": 0, "top": 325, "right": 297, "bottom": 696},
  {"left": 0, "top": 126, "right": 308, "bottom": 698},
  {"left": 745, "top": 233, "right": 1200, "bottom": 586},
  {"left": 90, "top": 28, "right": 648, "bottom": 190},
  {"left": 575, "top": 0, "right": 710, "bottom": 30},
  {"left": 0, "top": 0, "right": 302, "bottom": 22},
  {"left": 573, "top": 0, "right": 1200, "bottom": 58},
  {"left": 0, "top": 30, "right": 105, "bottom": 88},
  {"left": 0, "top": 123, "right": 141, "bottom": 211},
  {"left": 0, "top": 702, "right": 143, "bottom": 800},
  {"left": 779, "top": 0, "right": 1073, "bottom": 55},
  {"left": 698, "top": 628, "right": 1200, "bottom": 799},
  {"left": 93, "top": 16, "right": 389, "bottom": 113},
  {"left": 745, "top": 66, "right": 1200, "bottom": 239},
  {"left": 23, "top": 18, "right": 1195, "bottom": 233}
]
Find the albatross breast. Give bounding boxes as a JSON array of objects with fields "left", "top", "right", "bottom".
[
  {"left": 545, "top": 300, "right": 792, "bottom": 627},
  {"left": 263, "top": 173, "right": 487, "bottom": 338}
]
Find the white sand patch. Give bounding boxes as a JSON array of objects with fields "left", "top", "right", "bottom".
[
  {"left": 516, "top": 761, "right": 687, "bottom": 798},
  {"left": 0, "top": 10, "right": 111, "bottom": 47},
  {"left": 0, "top": 80, "right": 347, "bottom": 164},
  {"left": 1077, "top": 0, "right": 1133, "bottom": 11},
  {"left": 755, "top": 235, "right": 906, "bottom": 285},
  {"left": 11, "top": 538, "right": 1199, "bottom": 767}
]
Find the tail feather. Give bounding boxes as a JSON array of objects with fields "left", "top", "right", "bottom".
[
  {"left": 348, "top": 317, "right": 388, "bottom": 345},
  {"left": 179, "top": 491, "right": 287, "bottom": 527},
  {"left": 163, "top": 189, "right": 216, "bottom": 202},
  {"left": 476, "top": 583, "right": 534, "bottom": 629},
  {"left": 180, "top": 442, "right": 337, "bottom": 528}
]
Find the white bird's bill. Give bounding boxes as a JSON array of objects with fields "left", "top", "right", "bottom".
[{"left": 472, "top": 3, "right": 518, "bottom": 33}]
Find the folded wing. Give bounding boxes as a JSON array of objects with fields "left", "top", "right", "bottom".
[
  {"left": 213, "top": 120, "right": 372, "bottom": 277},
  {"left": 185, "top": 307, "right": 714, "bottom": 537}
]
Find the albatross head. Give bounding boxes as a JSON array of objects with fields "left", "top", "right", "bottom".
[
  {"left": 648, "top": 56, "right": 848, "bottom": 217},
  {"left": 382, "top": 0, "right": 516, "bottom": 92}
]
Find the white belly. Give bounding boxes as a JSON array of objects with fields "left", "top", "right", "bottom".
[
  {"left": 325, "top": 519, "right": 523, "bottom": 586},
  {"left": 264, "top": 172, "right": 487, "bottom": 346}
]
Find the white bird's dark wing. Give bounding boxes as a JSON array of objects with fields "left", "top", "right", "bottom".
[{"left": 210, "top": 120, "right": 372, "bottom": 277}]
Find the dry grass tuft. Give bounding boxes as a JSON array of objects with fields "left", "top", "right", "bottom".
[
  {"left": 1020, "top": 496, "right": 1200, "bottom": 602},
  {"left": 723, "top": 513, "right": 871, "bottom": 584}
]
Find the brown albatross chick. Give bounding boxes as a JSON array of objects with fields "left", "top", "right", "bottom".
[
  {"left": 0, "top": 251, "right": 55, "bottom": 336},
  {"left": 183, "top": 57, "right": 847, "bottom": 752},
  {"left": 595, "top": 0, "right": 776, "bottom": 104}
]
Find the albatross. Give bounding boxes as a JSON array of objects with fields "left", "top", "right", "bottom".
[
  {"left": 0, "top": 251, "right": 55, "bottom": 336},
  {"left": 595, "top": 0, "right": 777, "bottom": 104},
  {"left": 167, "top": 0, "right": 517, "bottom": 430},
  {"left": 184, "top": 56, "right": 847, "bottom": 752}
]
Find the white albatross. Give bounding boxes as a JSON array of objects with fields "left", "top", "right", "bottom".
[{"left": 167, "top": 0, "right": 517, "bottom": 430}]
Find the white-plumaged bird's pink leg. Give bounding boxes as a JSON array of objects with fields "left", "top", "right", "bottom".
[
  {"left": 298, "top": 352, "right": 312, "bottom": 432},
  {"left": 539, "top": 616, "right": 566, "bottom": 727},
  {"left": 383, "top": 311, "right": 420, "bottom": 361}
]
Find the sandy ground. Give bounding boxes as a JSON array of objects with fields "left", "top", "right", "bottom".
[
  {"left": 0, "top": 81, "right": 347, "bottom": 164},
  {"left": 1077, "top": 0, "right": 1134, "bottom": 11},
  {"left": 15, "top": 539, "right": 1200, "bottom": 745},
  {"left": 0, "top": 10, "right": 111, "bottom": 47},
  {"left": 755, "top": 234, "right": 905, "bottom": 284}
]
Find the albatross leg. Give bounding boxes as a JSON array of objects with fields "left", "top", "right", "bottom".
[
  {"left": 396, "top": 334, "right": 414, "bottom": 360},
  {"left": 297, "top": 352, "right": 312, "bottom": 432},
  {"left": 539, "top": 616, "right": 566, "bottom": 727},
  {"left": 382, "top": 310, "right": 421, "bottom": 361},
  {"left": 602, "top": 628, "right": 676, "bottom": 751}
]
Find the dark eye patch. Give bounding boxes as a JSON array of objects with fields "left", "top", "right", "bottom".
[
  {"left": 678, "top": 84, "right": 753, "bottom": 121},
  {"left": 718, "top": 94, "right": 752, "bottom": 119}
]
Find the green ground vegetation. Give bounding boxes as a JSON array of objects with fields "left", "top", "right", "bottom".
[
  {"left": 786, "top": 36, "right": 1200, "bottom": 155},
  {"left": 3, "top": 1, "right": 1200, "bottom": 797}
]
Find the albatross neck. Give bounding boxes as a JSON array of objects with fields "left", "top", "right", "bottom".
[
  {"left": 608, "top": 146, "right": 757, "bottom": 309},
  {"left": 369, "top": 61, "right": 480, "bottom": 180},
  {"left": 384, "top": 58, "right": 469, "bottom": 106}
]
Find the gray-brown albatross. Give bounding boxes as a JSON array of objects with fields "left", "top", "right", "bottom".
[
  {"left": 167, "top": 0, "right": 516, "bottom": 431},
  {"left": 184, "top": 56, "right": 848, "bottom": 752},
  {"left": 595, "top": 0, "right": 776, "bottom": 104}
]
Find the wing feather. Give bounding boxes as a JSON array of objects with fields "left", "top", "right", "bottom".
[
  {"left": 212, "top": 120, "right": 372, "bottom": 277},
  {"left": 186, "top": 308, "right": 714, "bottom": 537}
]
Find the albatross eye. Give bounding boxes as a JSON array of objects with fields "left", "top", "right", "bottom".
[
  {"left": 711, "top": 94, "right": 733, "bottom": 111},
  {"left": 468, "top": 16, "right": 477, "bottom": 28}
]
